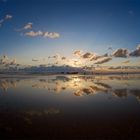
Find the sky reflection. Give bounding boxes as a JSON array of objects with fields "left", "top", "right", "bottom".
[
  {"left": 0, "top": 75, "right": 140, "bottom": 101},
  {"left": 0, "top": 75, "right": 140, "bottom": 139}
]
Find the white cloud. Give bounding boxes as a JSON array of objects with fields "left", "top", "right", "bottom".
[
  {"left": 24, "top": 30, "right": 60, "bottom": 39},
  {"left": 0, "top": 14, "right": 12, "bottom": 28},
  {"left": 43, "top": 32, "right": 60, "bottom": 39},
  {"left": 25, "top": 30, "right": 43, "bottom": 37},
  {"left": 24, "top": 22, "right": 33, "bottom": 30},
  {"left": 5, "top": 14, "right": 13, "bottom": 20},
  {"left": 16, "top": 22, "right": 33, "bottom": 31}
]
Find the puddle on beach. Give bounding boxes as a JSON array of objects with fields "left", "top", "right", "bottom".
[{"left": 0, "top": 74, "right": 140, "bottom": 139}]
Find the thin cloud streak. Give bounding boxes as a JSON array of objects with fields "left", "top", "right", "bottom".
[
  {"left": 24, "top": 30, "right": 60, "bottom": 39},
  {"left": 94, "top": 57, "right": 112, "bottom": 64}
]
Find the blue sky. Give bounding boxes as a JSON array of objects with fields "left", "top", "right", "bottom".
[{"left": 0, "top": 0, "right": 140, "bottom": 66}]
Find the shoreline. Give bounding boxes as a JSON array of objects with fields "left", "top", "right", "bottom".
[{"left": 0, "top": 71, "right": 140, "bottom": 78}]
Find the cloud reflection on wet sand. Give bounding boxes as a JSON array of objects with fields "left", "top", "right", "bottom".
[
  {"left": 0, "top": 75, "right": 140, "bottom": 101},
  {"left": 0, "top": 75, "right": 140, "bottom": 139}
]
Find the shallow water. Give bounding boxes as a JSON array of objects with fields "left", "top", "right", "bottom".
[{"left": 0, "top": 74, "right": 140, "bottom": 139}]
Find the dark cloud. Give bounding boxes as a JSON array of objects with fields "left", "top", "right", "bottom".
[
  {"left": 73, "top": 50, "right": 82, "bottom": 57},
  {"left": 108, "top": 47, "right": 113, "bottom": 50},
  {"left": 61, "top": 57, "right": 66, "bottom": 60},
  {"left": 112, "top": 48, "right": 129, "bottom": 57},
  {"left": 82, "top": 52, "right": 93, "bottom": 59},
  {"left": 94, "top": 57, "right": 112, "bottom": 64},
  {"left": 129, "top": 45, "right": 140, "bottom": 57},
  {"left": 9, "top": 59, "right": 17, "bottom": 65}
]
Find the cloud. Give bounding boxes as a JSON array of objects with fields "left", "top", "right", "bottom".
[
  {"left": 0, "top": 19, "right": 4, "bottom": 24},
  {"left": 32, "top": 59, "right": 39, "bottom": 62},
  {"left": 43, "top": 32, "right": 60, "bottom": 39},
  {"left": 16, "top": 22, "right": 60, "bottom": 39},
  {"left": 129, "top": 45, "right": 140, "bottom": 57},
  {"left": 3, "top": 55, "right": 9, "bottom": 60},
  {"left": 73, "top": 50, "right": 83, "bottom": 57},
  {"left": 48, "top": 54, "right": 60, "bottom": 60},
  {"left": 16, "top": 22, "right": 33, "bottom": 31},
  {"left": 94, "top": 57, "right": 112, "bottom": 64},
  {"left": 25, "top": 30, "right": 43, "bottom": 37},
  {"left": 112, "top": 48, "right": 129, "bottom": 57},
  {"left": 9, "top": 59, "right": 17, "bottom": 65},
  {"left": 82, "top": 52, "right": 93, "bottom": 59},
  {"left": 5, "top": 14, "right": 13, "bottom": 20},
  {"left": 0, "top": 55, "right": 18, "bottom": 68},
  {"left": 0, "top": 55, "right": 9, "bottom": 65},
  {"left": 90, "top": 53, "right": 108, "bottom": 61},
  {"left": 24, "top": 22, "right": 33, "bottom": 30},
  {"left": 53, "top": 55, "right": 59, "bottom": 59},
  {"left": 108, "top": 47, "right": 113, "bottom": 50},
  {"left": 61, "top": 57, "right": 66, "bottom": 60},
  {"left": 0, "top": 14, "right": 13, "bottom": 27},
  {"left": 24, "top": 30, "right": 60, "bottom": 39}
]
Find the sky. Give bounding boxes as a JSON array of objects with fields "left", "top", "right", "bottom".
[{"left": 0, "top": 0, "right": 140, "bottom": 67}]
